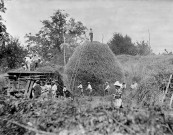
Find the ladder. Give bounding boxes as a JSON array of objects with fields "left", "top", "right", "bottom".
[{"left": 162, "top": 74, "right": 173, "bottom": 108}]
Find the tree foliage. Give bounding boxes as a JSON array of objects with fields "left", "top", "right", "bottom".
[
  {"left": 0, "top": 0, "right": 9, "bottom": 48},
  {"left": 136, "top": 41, "right": 152, "bottom": 56},
  {"left": 108, "top": 33, "right": 137, "bottom": 55},
  {"left": 0, "top": 37, "right": 27, "bottom": 71},
  {"left": 0, "top": 1, "right": 27, "bottom": 72},
  {"left": 108, "top": 33, "right": 152, "bottom": 56},
  {"left": 25, "top": 10, "right": 87, "bottom": 60}
]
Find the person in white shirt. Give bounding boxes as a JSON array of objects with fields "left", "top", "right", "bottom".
[
  {"left": 77, "top": 82, "right": 84, "bottom": 97},
  {"left": 25, "top": 56, "right": 32, "bottom": 71},
  {"left": 113, "top": 81, "right": 123, "bottom": 108},
  {"left": 104, "top": 82, "right": 110, "bottom": 96},
  {"left": 130, "top": 81, "right": 138, "bottom": 91},
  {"left": 45, "top": 82, "right": 51, "bottom": 92},
  {"left": 86, "top": 82, "right": 92, "bottom": 96},
  {"left": 51, "top": 81, "right": 57, "bottom": 98},
  {"left": 32, "top": 54, "right": 40, "bottom": 70},
  {"left": 63, "top": 86, "right": 67, "bottom": 97}
]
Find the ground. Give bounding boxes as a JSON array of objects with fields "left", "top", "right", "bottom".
[{"left": 1, "top": 54, "right": 173, "bottom": 135}]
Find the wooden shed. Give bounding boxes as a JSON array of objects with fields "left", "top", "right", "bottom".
[{"left": 6, "top": 71, "right": 54, "bottom": 98}]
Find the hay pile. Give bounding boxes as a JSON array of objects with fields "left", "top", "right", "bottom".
[{"left": 65, "top": 41, "right": 124, "bottom": 95}]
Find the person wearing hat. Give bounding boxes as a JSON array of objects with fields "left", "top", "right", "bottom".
[
  {"left": 113, "top": 81, "right": 123, "bottom": 108},
  {"left": 77, "top": 82, "right": 84, "bottom": 97},
  {"left": 104, "top": 82, "right": 110, "bottom": 96},
  {"left": 86, "top": 82, "right": 92, "bottom": 96},
  {"left": 114, "top": 81, "right": 123, "bottom": 93}
]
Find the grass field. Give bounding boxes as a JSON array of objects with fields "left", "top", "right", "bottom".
[{"left": 1, "top": 54, "right": 173, "bottom": 135}]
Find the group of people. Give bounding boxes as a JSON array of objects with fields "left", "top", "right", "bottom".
[
  {"left": 76, "top": 80, "right": 138, "bottom": 108},
  {"left": 22, "top": 54, "right": 41, "bottom": 71},
  {"left": 31, "top": 79, "right": 72, "bottom": 99},
  {"left": 31, "top": 78, "right": 138, "bottom": 108}
]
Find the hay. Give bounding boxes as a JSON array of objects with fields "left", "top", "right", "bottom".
[{"left": 65, "top": 41, "right": 124, "bottom": 95}]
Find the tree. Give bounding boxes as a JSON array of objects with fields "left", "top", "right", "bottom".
[
  {"left": 25, "top": 10, "right": 87, "bottom": 61},
  {"left": 136, "top": 40, "right": 152, "bottom": 55},
  {"left": 0, "top": 37, "right": 27, "bottom": 71},
  {"left": 0, "top": 0, "right": 9, "bottom": 49},
  {"left": 108, "top": 33, "right": 137, "bottom": 55}
]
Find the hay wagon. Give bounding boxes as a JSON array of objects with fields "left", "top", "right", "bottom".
[{"left": 6, "top": 71, "right": 55, "bottom": 98}]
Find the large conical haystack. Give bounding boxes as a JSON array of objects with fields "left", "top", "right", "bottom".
[{"left": 64, "top": 41, "right": 124, "bottom": 95}]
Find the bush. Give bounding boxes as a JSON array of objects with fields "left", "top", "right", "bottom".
[{"left": 65, "top": 41, "right": 124, "bottom": 95}]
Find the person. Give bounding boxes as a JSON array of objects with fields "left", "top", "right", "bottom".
[
  {"left": 77, "top": 82, "right": 84, "bottom": 97},
  {"left": 63, "top": 86, "right": 67, "bottom": 97},
  {"left": 113, "top": 81, "right": 123, "bottom": 108},
  {"left": 25, "top": 56, "right": 32, "bottom": 71},
  {"left": 32, "top": 80, "right": 42, "bottom": 98},
  {"left": 114, "top": 81, "right": 123, "bottom": 94},
  {"left": 45, "top": 81, "right": 51, "bottom": 91},
  {"left": 122, "top": 82, "right": 126, "bottom": 94},
  {"left": 89, "top": 28, "right": 93, "bottom": 42},
  {"left": 104, "top": 82, "right": 110, "bottom": 96},
  {"left": 51, "top": 81, "right": 57, "bottom": 98},
  {"left": 86, "top": 82, "right": 92, "bottom": 96},
  {"left": 112, "top": 94, "right": 123, "bottom": 108},
  {"left": 130, "top": 81, "right": 138, "bottom": 91},
  {"left": 32, "top": 54, "right": 40, "bottom": 70},
  {"left": 21, "top": 62, "right": 27, "bottom": 70}
]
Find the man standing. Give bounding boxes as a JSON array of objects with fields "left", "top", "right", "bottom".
[
  {"left": 25, "top": 56, "right": 32, "bottom": 71},
  {"left": 89, "top": 28, "right": 93, "bottom": 42},
  {"left": 104, "top": 82, "right": 110, "bottom": 96},
  {"left": 77, "top": 82, "right": 84, "bottom": 97},
  {"left": 86, "top": 82, "right": 92, "bottom": 96},
  {"left": 63, "top": 86, "right": 67, "bottom": 97}
]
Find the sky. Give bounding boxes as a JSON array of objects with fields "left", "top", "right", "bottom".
[{"left": 2, "top": 0, "right": 173, "bottom": 54}]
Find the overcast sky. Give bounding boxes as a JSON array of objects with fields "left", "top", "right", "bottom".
[{"left": 2, "top": 0, "right": 173, "bottom": 53}]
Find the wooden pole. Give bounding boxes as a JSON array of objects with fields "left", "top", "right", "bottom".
[
  {"left": 162, "top": 74, "right": 172, "bottom": 103},
  {"left": 63, "top": 28, "right": 66, "bottom": 66}
]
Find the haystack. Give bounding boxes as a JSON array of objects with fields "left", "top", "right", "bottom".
[{"left": 64, "top": 41, "right": 124, "bottom": 95}]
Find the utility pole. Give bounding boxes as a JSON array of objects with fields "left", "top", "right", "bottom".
[
  {"left": 148, "top": 29, "right": 150, "bottom": 46},
  {"left": 63, "top": 27, "right": 66, "bottom": 66}
]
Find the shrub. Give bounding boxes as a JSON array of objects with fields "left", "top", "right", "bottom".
[{"left": 65, "top": 41, "right": 124, "bottom": 96}]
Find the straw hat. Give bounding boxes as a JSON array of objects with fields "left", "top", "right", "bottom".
[{"left": 114, "top": 81, "right": 122, "bottom": 87}]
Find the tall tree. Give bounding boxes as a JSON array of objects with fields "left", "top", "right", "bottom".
[
  {"left": 0, "top": 0, "right": 9, "bottom": 49},
  {"left": 25, "top": 10, "right": 87, "bottom": 60},
  {"left": 108, "top": 33, "right": 137, "bottom": 55},
  {"left": 0, "top": 37, "right": 27, "bottom": 71}
]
